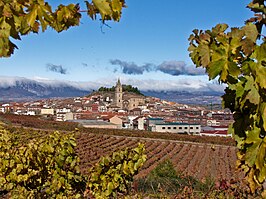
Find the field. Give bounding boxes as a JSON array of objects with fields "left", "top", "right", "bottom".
[
  {"left": 0, "top": 114, "right": 243, "bottom": 189},
  {"left": 75, "top": 131, "right": 241, "bottom": 184}
]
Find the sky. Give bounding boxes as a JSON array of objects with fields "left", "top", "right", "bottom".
[{"left": 0, "top": 0, "right": 254, "bottom": 92}]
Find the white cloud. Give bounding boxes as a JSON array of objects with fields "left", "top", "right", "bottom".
[
  {"left": 118, "top": 78, "right": 225, "bottom": 92},
  {"left": 0, "top": 76, "right": 225, "bottom": 93},
  {"left": 0, "top": 76, "right": 28, "bottom": 88}
]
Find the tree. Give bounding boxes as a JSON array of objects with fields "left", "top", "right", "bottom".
[
  {"left": 0, "top": 0, "right": 126, "bottom": 57},
  {"left": 188, "top": 0, "right": 266, "bottom": 194}
]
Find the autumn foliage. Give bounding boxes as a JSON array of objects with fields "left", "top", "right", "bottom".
[{"left": 188, "top": 0, "right": 266, "bottom": 194}]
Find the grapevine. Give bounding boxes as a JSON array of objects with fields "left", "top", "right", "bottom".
[
  {"left": 188, "top": 0, "right": 266, "bottom": 193},
  {"left": 0, "top": 0, "right": 126, "bottom": 57}
]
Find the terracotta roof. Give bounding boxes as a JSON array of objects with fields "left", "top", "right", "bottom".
[{"left": 201, "top": 130, "right": 228, "bottom": 135}]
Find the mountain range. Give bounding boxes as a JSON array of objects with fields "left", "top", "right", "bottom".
[
  {"left": 0, "top": 78, "right": 90, "bottom": 102},
  {"left": 0, "top": 77, "right": 223, "bottom": 105}
]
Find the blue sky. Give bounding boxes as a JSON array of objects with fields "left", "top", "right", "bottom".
[{"left": 0, "top": 0, "right": 254, "bottom": 91}]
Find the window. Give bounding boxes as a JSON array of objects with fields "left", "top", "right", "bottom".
[
  {"left": 173, "top": 127, "right": 177, "bottom": 129},
  {"left": 179, "top": 127, "right": 182, "bottom": 129},
  {"left": 196, "top": 127, "right": 199, "bottom": 129},
  {"left": 190, "top": 127, "right": 193, "bottom": 129},
  {"left": 162, "top": 127, "right": 165, "bottom": 129},
  {"left": 168, "top": 127, "right": 171, "bottom": 129},
  {"left": 184, "top": 127, "right": 188, "bottom": 129}
]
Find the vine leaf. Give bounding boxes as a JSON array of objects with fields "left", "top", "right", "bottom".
[
  {"left": 251, "top": 44, "right": 266, "bottom": 89},
  {"left": 0, "top": 0, "right": 126, "bottom": 57},
  {"left": 260, "top": 103, "right": 266, "bottom": 131},
  {"left": 245, "top": 127, "right": 262, "bottom": 167},
  {"left": 92, "top": 0, "right": 112, "bottom": 20},
  {"left": 243, "top": 23, "right": 259, "bottom": 42},
  {"left": 188, "top": 1, "right": 266, "bottom": 193},
  {"left": 112, "top": 0, "right": 123, "bottom": 13},
  {"left": 244, "top": 76, "right": 260, "bottom": 105}
]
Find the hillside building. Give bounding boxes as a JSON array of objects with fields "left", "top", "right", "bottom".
[
  {"left": 115, "top": 79, "right": 123, "bottom": 108},
  {"left": 155, "top": 123, "right": 201, "bottom": 134},
  {"left": 111, "top": 79, "right": 145, "bottom": 111}
]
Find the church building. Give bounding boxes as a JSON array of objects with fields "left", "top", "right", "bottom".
[
  {"left": 113, "top": 79, "right": 145, "bottom": 111},
  {"left": 115, "top": 79, "right": 123, "bottom": 108}
]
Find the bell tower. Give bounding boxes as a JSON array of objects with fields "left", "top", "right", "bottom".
[{"left": 115, "top": 79, "right": 123, "bottom": 108}]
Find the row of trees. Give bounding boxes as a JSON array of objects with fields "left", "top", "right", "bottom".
[{"left": 98, "top": 84, "right": 144, "bottom": 95}]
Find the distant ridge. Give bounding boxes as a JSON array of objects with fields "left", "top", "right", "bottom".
[
  {"left": 0, "top": 76, "right": 223, "bottom": 104},
  {"left": 0, "top": 79, "right": 90, "bottom": 102},
  {"left": 142, "top": 90, "right": 223, "bottom": 105}
]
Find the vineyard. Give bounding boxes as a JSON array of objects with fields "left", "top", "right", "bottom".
[
  {"left": 0, "top": 115, "right": 248, "bottom": 197},
  {"left": 0, "top": 114, "right": 235, "bottom": 146},
  {"left": 0, "top": 114, "right": 241, "bottom": 183},
  {"left": 6, "top": 127, "right": 241, "bottom": 184},
  {"left": 75, "top": 131, "right": 241, "bottom": 184}
]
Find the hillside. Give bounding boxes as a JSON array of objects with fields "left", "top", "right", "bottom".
[
  {"left": 0, "top": 117, "right": 240, "bottom": 183},
  {"left": 0, "top": 115, "right": 249, "bottom": 197}
]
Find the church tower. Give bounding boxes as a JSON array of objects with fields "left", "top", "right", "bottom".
[{"left": 115, "top": 79, "right": 123, "bottom": 108}]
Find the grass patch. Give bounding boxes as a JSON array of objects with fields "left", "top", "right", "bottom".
[{"left": 135, "top": 159, "right": 214, "bottom": 197}]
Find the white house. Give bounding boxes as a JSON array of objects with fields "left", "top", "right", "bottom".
[
  {"left": 56, "top": 112, "right": 74, "bottom": 121},
  {"left": 56, "top": 108, "right": 71, "bottom": 113},
  {"left": 109, "top": 115, "right": 123, "bottom": 129},
  {"left": 73, "top": 120, "right": 118, "bottom": 129},
  {"left": 155, "top": 123, "right": 201, "bottom": 134},
  {"left": 41, "top": 108, "right": 55, "bottom": 115},
  {"left": 0, "top": 107, "right": 4, "bottom": 113},
  {"left": 133, "top": 116, "right": 146, "bottom": 130}
]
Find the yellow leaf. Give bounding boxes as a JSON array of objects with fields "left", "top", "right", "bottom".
[
  {"left": 93, "top": 0, "right": 112, "bottom": 19},
  {"left": 111, "top": 0, "right": 122, "bottom": 13},
  {"left": 260, "top": 103, "right": 266, "bottom": 131},
  {"left": 26, "top": 6, "right": 38, "bottom": 27},
  {"left": 247, "top": 168, "right": 258, "bottom": 193}
]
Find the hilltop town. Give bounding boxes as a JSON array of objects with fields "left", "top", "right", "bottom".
[{"left": 0, "top": 80, "right": 233, "bottom": 136}]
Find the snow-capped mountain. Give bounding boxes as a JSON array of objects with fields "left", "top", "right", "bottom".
[
  {"left": 0, "top": 76, "right": 224, "bottom": 104},
  {"left": 0, "top": 77, "right": 91, "bottom": 101}
]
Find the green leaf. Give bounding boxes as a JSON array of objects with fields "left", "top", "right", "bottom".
[
  {"left": 244, "top": 76, "right": 260, "bottom": 105},
  {"left": 207, "top": 59, "right": 224, "bottom": 80},
  {"left": 245, "top": 127, "right": 262, "bottom": 166},
  {"left": 228, "top": 61, "right": 240, "bottom": 78}
]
